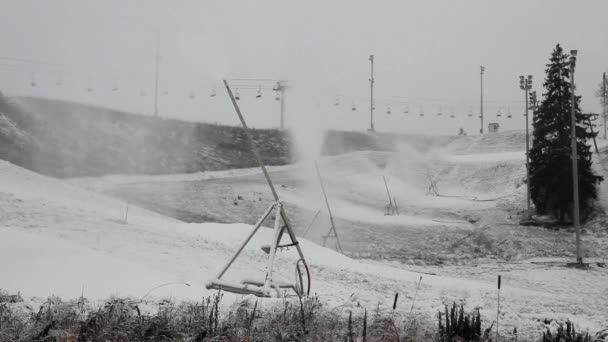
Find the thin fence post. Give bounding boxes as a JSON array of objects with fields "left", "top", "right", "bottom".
[
  {"left": 496, "top": 275, "right": 501, "bottom": 342},
  {"left": 393, "top": 293, "right": 399, "bottom": 311}
]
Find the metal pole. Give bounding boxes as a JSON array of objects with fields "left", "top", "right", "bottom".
[
  {"left": 369, "top": 54, "right": 375, "bottom": 132},
  {"left": 569, "top": 51, "right": 582, "bottom": 264},
  {"left": 382, "top": 175, "right": 394, "bottom": 214},
  {"left": 216, "top": 203, "right": 275, "bottom": 279},
  {"left": 302, "top": 209, "right": 322, "bottom": 238},
  {"left": 603, "top": 72, "right": 606, "bottom": 140},
  {"left": 496, "top": 275, "right": 501, "bottom": 342},
  {"left": 263, "top": 204, "right": 284, "bottom": 295},
  {"left": 315, "top": 161, "right": 344, "bottom": 254},
  {"left": 525, "top": 83, "right": 531, "bottom": 219},
  {"left": 153, "top": 36, "right": 159, "bottom": 117},
  {"left": 480, "top": 66, "right": 485, "bottom": 134},
  {"left": 279, "top": 83, "right": 285, "bottom": 129},
  {"left": 587, "top": 116, "right": 599, "bottom": 154},
  {"left": 224, "top": 80, "right": 280, "bottom": 201}
]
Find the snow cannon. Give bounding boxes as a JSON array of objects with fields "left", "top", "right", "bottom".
[{"left": 206, "top": 80, "right": 311, "bottom": 298}]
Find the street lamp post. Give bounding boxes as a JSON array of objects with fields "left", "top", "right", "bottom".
[
  {"left": 569, "top": 50, "right": 583, "bottom": 264},
  {"left": 153, "top": 44, "right": 160, "bottom": 117},
  {"left": 369, "top": 54, "right": 375, "bottom": 132},
  {"left": 603, "top": 72, "right": 606, "bottom": 140},
  {"left": 480, "top": 66, "right": 485, "bottom": 134},
  {"left": 520, "top": 75, "right": 533, "bottom": 220}
]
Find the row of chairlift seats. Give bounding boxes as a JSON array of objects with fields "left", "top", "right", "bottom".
[
  {"left": 28, "top": 74, "right": 279, "bottom": 101},
  {"left": 334, "top": 98, "right": 517, "bottom": 119},
  {"left": 28, "top": 76, "right": 529, "bottom": 120}
]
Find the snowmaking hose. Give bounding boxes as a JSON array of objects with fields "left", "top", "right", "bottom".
[{"left": 296, "top": 259, "right": 311, "bottom": 297}]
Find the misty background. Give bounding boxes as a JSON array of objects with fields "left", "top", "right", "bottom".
[{"left": 0, "top": 0, "right": 607, "bottom": 136}]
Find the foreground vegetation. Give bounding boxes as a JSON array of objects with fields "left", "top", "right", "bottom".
[{"left": 0, "top": 290, "right": 601, "bottom": 342}]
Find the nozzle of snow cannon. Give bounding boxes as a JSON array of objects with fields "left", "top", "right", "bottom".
[
  {"left": 497, "top": 275, "right": 501, "bottom": 290},
  {"left": 261, "top": 244, "right": 271, "bottom": 254},
  {"left": 393, "top": 293, "right": 399, "bottom": 310}
]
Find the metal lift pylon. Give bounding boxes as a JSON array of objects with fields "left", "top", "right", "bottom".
[
  {"left": 205, "top": 80, "right": 310, "bottom": 298},
  {"left": 315, "top": 161, "right": 344, "bottom": 254}
]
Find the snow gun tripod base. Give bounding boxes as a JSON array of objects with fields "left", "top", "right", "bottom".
[{"left": 206, "top": 201, "right": 310, "bottom": 298}]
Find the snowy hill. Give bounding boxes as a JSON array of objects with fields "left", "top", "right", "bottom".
[
  {"left": 0, "top": 95, "right": 464, "bottom": 178},
  {"left": 2, "top": 135, "right": 607, "bottom": 338}
]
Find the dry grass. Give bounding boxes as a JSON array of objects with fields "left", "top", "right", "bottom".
[{"left": 0, "top": 290, "right": 443, "bottom": 342}]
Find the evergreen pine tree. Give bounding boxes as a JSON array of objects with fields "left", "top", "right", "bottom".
[{"left": 529, "top": 44, "right": 603, "bottom": 222}]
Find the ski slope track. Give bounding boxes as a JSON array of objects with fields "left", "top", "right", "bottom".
[{"left": 1, "top": 130, "right": 608, "bottom": 339}]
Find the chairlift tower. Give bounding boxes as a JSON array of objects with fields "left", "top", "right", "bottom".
[
  {"left": 228, "top": 78, "right": 288, "bottom": 129},
  {"left": 369, "top": 54, "right": 375, "bottom": 132},
  {"left": 274, "top": 81, "right": 287, "bottom": 129}
]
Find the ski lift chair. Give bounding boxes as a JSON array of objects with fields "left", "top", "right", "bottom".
[{"left": 256, "top": 86, "right": 262, "bottom": 98}]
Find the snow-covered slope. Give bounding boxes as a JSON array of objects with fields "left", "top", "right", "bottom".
[{"left": 1, "top": 158, "right": 607, "bottom": 338}]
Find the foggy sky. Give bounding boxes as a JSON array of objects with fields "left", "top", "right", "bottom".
[{"left": 1, "top": 0, "right": 607, "bottom": 136}]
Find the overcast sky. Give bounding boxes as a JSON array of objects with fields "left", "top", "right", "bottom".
[{"left": 1, "top": 0, "right": 607, "bottom": 136}]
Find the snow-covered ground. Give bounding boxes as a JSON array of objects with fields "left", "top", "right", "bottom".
[{"left": 2, "top": 130, "right": 608, "bottom": 339}]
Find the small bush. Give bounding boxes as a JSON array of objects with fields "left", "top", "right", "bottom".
[
  {"left": 540, "top": 320, "right": 593, "bottom": 342},
  {"left": 437, "top": 302, "right": 483, "bottom": 342}
]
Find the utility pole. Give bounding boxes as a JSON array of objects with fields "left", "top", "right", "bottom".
[
  {"left": 569, "top": 50, "right": 583, "bottom": 264},
  {"left": 369, "top": 54, "right": 375, "bottom": 132},
  {"left": 480, "top": 66, "right": 485, "bottom": 134},
  {"left": 520, "top": 75, "right": 533, "bottom": 220},
  {"left": 153, "top": 36, "right": 160, "bottom": 117},
  {"left": 603, "top": 72, "right": 606, "bottom": 140}
]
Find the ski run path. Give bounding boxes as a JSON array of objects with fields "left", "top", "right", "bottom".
[{"left": 1, "top": 130, "right": 608, "bottom": 340}]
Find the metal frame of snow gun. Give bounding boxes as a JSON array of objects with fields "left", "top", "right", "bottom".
[
  {"left": 315, "top": 161, "right": 344, "bottom": 254},
  {"left": 206, "top": 80, "right": 310, "bottom": 298},
  {"left": 206, "top": 201, "right": 310, "bottom": 297},
  {"left": 382, "top": 175, "right": 399, "bottom": 216}
]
